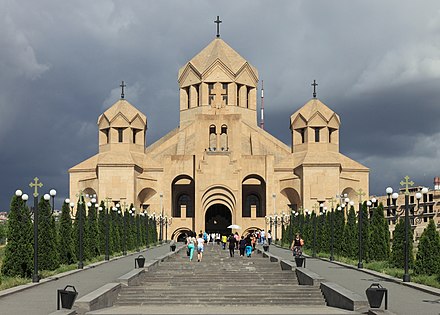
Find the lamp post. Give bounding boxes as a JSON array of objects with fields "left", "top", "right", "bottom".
[
  {"left": 327, "top": 197, "right": 337, "bottom": 261},
  {"left": 73, "top": 190, "right": 85, "bottom": 269},
  {"left": 16, "top": 185, "right": 41, "bottom": 283},
  {"left": 103, "top": 197, "right": 112, "bottom": 260},
  {"left": 355, "top": 188, "right": 366, "bottom": 269},
  {"left": 159, "top": 193, "right": 163, "bottom": 242},
  {"left": 141, "top": 209, "right": 150, "bottom": 248},
  {"left": 312, "top": 203, "right": 320, "bottom": 258},
  {"left": 400, "top": 176, "right": 414, "bottom": 282},
  {"left": 117, "top": 203, "right": 127, "bottom": 255}
]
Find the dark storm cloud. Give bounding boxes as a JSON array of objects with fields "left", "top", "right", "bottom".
[{"left": 1, "top": 0, "right": 440, "bottom": 210}]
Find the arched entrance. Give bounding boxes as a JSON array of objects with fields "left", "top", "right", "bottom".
[{"left": 205, "top": 204, "right": 232, "bottom": 235}]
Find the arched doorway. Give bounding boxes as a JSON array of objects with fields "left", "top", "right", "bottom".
[{"left": 205, "top": 204, "right": 232, "bottom": 235}]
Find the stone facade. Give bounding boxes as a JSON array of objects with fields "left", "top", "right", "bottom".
[
  {"left": 373, "top": 186, "right": 440, "bottom": 242},
  {"left": 69, "top": 37, "right": 369, "bottom": 240}
]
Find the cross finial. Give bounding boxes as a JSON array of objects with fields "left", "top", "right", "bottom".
[
  {"left": 355, "top": 188, "right": 366, "bottom": 203},
  {"left": 76, "top": 190, "right": 84, "bottom": 205},
  {"left": 214, "top": 16, "right": 222, "bottom": 38},
  {"left": 312, "top": 80, "right": 318, "bottom": 98},
  {"left": 104, "top": 197, "right": 112, "bottom": 209},
  {"left": 29, "top": 177, "right": 43, "bottom": 198},
  {"left": 400, "top": 175, "right": 414, "bottom": 195},
  {"left": 327, "top": 197, "right": 337, "bottom": 209},
  {"left": 120, "top": 81, "right": 126, "bottom": 99}
]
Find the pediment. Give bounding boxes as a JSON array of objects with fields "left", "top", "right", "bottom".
[
  {"left": 131, "top": 114, "right": 146, "bottom": 129},
  {"left": 98, "top": 114, "right": 110, "bottom": 129},
  {"left": 291, "top": 113, "right": 307, "bottom": 129},
  {"left": 328, "top": 114, "right": 340, "bottom": 129},
  {"left": 179, "top": 64, "right": 202, "bottom": 87},
  {"left": 235, "top": 66, "right": 257, "bottom": 86},
  {"left": 308, "top": 112, "right": 327, "bottom": 127},
  {"left": 111, "top": 112, "right": 130, "bottom": 128},
  {"left": 202, "top": 60, "right": 235, "bottom": 82}
]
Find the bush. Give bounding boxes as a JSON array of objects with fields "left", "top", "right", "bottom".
[
  {"left": 1, "top": 194, "right": 33, "bottom": 278},
  {"left": 414, "top": 219, "right": 440, "bottom": 275},
  {"left": 58, "top": 202, "right": 74, "bottom": 265},
  {"left": 38, "top": 197, "right": 59, "bottom": 271},
  {"left": 390, "top": 218, "right": 414, "bottom": 268}
]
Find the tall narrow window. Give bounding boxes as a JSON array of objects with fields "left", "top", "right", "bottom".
[
  {"left": 186, "top": 86, "right": 190, "bottom": 109},
  {"left": 195, "top": 84, "right": 200, "bottom": 107},
  {"left": 299, "top": 128, "right": 305, "bottom": 144},
  {"left": 222, "top": 83, "right": 228, "bottom": 105},
  {"left": 314, "top": 128, "right": 320, "bottom": 143},
  {"left": 220, "top": 125, "right": 228, "bottom": 151},
  {"left": 132, "top": 129, "right": 139, "bottom": 144},
  {"left": 209, "top": 125, "right": 216, "bottom": 150},
  {"left": 237, "top": 84, "right": 242, "bottom": 106},
  {"left": 246, "top": 86, "right": 250, "bottom": 108},
  {"left": 118, "top": 128, "right": 123, "bottom": 143},
  {"left": 102, "top": 128, "right": 110, "bottom": 144}
]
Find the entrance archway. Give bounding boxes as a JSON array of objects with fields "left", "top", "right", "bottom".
[{"left": 205, "top": 204, "right": 232, "bottom": 235}]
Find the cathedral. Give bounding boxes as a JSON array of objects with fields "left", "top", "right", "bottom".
[{"left": 69, "top": 35, "right": 369, "bottom": 241}]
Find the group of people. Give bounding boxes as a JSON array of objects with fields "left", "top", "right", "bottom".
[{"left": 185, "top": 230, "right": 305, "bottom": 261}]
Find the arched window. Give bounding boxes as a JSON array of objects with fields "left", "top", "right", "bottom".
[
  {"left": 209, "top": 125, "right": 216, "bottom": 151},
  {"left": 175, "top": 194, "right": 191, "bottom": 218},
  {"left": 243, "top": 194, "right": 260, "bottom": 217},
  {"left": 220, "top": 125, "right": 228, "bottom": 151}
]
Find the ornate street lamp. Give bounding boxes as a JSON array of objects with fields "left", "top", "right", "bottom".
[{"left": 355, "top": 188, "right": 366, "bottom": 269}]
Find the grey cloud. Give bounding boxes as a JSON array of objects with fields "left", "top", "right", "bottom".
[{"left": 1, "top": 0, "right": 440, "bottom": 210}]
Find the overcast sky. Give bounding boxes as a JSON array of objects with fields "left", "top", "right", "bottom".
[{"left": 1, "top": 0, "right": 440, "bottom": 211}]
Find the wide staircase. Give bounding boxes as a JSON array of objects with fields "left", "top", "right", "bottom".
[{"left": 115, "top": 244, "right": 325, "bottom": 307}]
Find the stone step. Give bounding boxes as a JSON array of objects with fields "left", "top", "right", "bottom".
[{"left": 115, "top": 245, "right": 326, "bottom": 308}]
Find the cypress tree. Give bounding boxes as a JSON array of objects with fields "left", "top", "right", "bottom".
[
  {"left": 86, "top": 202, "right": 99, "bottom": 258},
  {"left": 1, "top": 194, "right": 33, "bottom": 278},
  {"left": 360, "top": 202, "right": 369, "bottom": 262},
  {"left": 73, "top": 198, "right": 87, "bottom": 261},
  {"left": 58, "top": 201, "right": 74, "bottom": 265},
  {"left": 390, "top": 218, "right": 414, "bottom": 268},
  {"left": 303, "top": 213, "right": 311, "bottom": 250},
  {"left": 97, "top": 201, "right": 106, "bottom": 256},
  {"left": 334, "top": 206, "right": 345, "bottom": 256},
  {"left": 343, "top": 206, "right": 357, "bottom": 259},
  {"left": 38, "top": 196, "right": 59, "bottom": 271},
  {"left": 368, "top": 203, "right": 389, "bottom": 261},
  {"left": 414, "top": 220, "right": 440, "bottom": 275}
]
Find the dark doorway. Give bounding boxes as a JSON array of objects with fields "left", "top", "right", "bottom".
[{"left": 205, "top": 204, "right": 232, "bottom": 235}]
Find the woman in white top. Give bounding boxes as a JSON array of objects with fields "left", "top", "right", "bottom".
[{"left": 196, "top": 233, "right": 205, "bottom": 262}]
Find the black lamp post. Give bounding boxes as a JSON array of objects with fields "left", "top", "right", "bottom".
[
  {"left": 400, "top": 176, "right": 414, "bottom": 282},
  {"left": 142, "top": 210, "right": 150, "bottom": 248},
  {"left": 327, "top": 197, "right": 336, "bottom": 262},
  {"left": 16, "top": 179, "right": 43, "bottom": 283},
  {"left": 103, "top": 197, "right": 112, "bottom": 260},
  {"left": 312, "top": 203, "right": 320, "bottom": 258},
  {"left": 116, "top": 203, "right": 127, "bottom": 255},
  {"left": 355, "top": 188, "right": 366, "bottom": 269}
]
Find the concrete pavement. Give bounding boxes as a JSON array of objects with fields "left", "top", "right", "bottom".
[
  {"left": 0, "top": 244, "right": 173, "bottom": 315},
  {"left": 265, "top": 245, "right": 440, "bottom": 315}
]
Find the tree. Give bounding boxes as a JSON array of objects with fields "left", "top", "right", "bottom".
[
  {"left": 334, "top": 206, "right": 345, "bottom": 256},
  {"left": 414, "top": 219, "right": 440, "bottom": 275},
  {"left": 38, "top": 197, "right": 59, "bottom": 271},
  {"left": 343, "top": 206, "right": 357, "bottom": 259},
  {"left": 97, "top": 201, "right": 107, "bottom": 256},
  {"left": 0, "top": 221, "right": 7, "bottom": 245},
  {"left": 368, "top": 203, "right": 389, "bottom": 261},
  {"left": 360, "top": 202, "right": 370, "bottom": 262},
  {"left": 58, "top": 201, "right": 74, "bottom": 265},
  {"left": 390, "top": 218, "right": 414, "bottom": 268},
  {"left": 86, "top": 202, "right": 99, "bottom": 258},
  {"left": 73, "top": 198, "right": 87, "bottom": 261},
  {"left": 1, "top": 194, "right": 33, "bottom": 278}
]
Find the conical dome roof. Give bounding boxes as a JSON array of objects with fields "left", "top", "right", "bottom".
[
  {"left": 178, "top": 38, "right": 258, "bottom": 77},
  {"left": 98, "top": 99, "right": 147, "bottom": 125}
]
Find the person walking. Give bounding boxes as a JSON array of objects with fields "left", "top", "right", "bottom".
[
  {"left": 245, "top": 234, "right": 253, "bottom": 257},
  {"left": 260, "top": 229, "right": 266, "bottom": 244},
  {"left": 290, "top": 233, "right": 304, "bottom": 257},
  {"left": 228, "top": 234, "right": 236, "bottom": 257},
  {"left": 187, "top": 235, "right": 195, "bottom": 261},
  {"left": 221, "top": 234, "right": 227, "bottom": 250},
  {"left": 267, "top": 230, "right": 272, "bottom": 245},
  {"left": 239, "top": 235, "right": 246, "bottom": 257},
  {"left": 234, "top": 232, "right": 240, "bottom": 250},
  {"left": 197, "top": 233, "right": 205, "bottom": 262}
]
